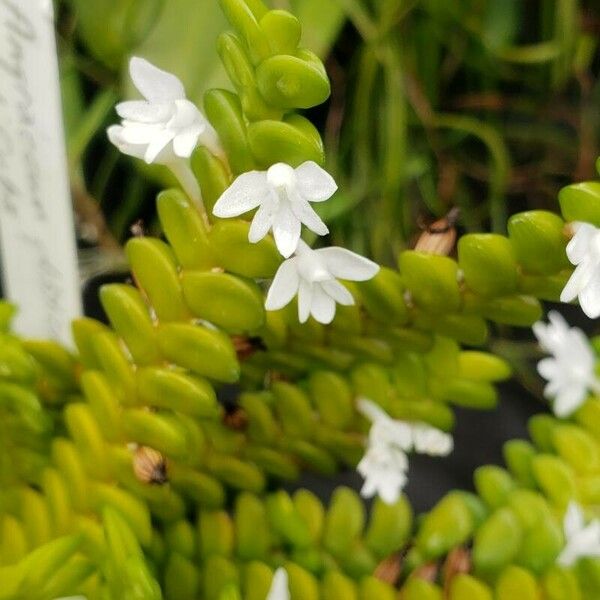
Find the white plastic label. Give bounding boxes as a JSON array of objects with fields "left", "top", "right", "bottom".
[{"left": 0, "top": 0, "right": 81, "bottom": 346}]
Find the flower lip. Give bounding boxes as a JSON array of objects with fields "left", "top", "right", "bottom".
[{"left": 296, "top": 243, "right": 332, "bottom": 283}]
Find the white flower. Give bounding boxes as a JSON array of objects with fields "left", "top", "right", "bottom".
[
  {"left": 108, "top": 57, "right": 220, "bottom": 164},
  {"left": 265, "top": 240, "right": 379, "bottom": 324},
  {"left": 357, "top": 443, "right": 409, "bottom": 504},
  {"left": 212, "top": 162, "right": 337, "bottom": 258},
  {"left": 108, "top": 57, "right": 221, "bottom": 206},
  {"left": 557, "top": 502, "right": 600, "bottom": 567},
  {"left": 533, "top": 310, "right": 575, "bottom": 355},
  {"left": 266, "top": 568, "right": 290, "bottom": 600},
  {"left": 533, "top": 311, "right": 600, "bottom": 417},
  {"left": 561, "top": 222, "right": 600, "bottom": 318},
  {"left": 356, "top": 398, "right": 453, "bottom": 504}
]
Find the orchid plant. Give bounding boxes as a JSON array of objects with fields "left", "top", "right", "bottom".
[{"left": 9, "top": 1, "right": 600, "bottom": 599}]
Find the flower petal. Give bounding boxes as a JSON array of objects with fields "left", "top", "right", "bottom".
[
  {"left": 371, "top": 419, "right": 413, "bottom": 451},
  {"left": 318, "top": 247, "right": 379, "bottom": 281},
  {"left": 310, "top": 284, "right": 336, "bottom": 324},
  {"left": 169, "top": 99, "right": 202, "bottom": 129},
  {"left": 321, "top": 279, "right": 354, "bottom": 305},
  {"left": 266, "top": 568, "right": 290, "bottom": 600},
  {"left": 107, "top": 125, "right": 146, "bottom": 160},
  {"left": 579, "top": 268, "right": 600, "bottom": 318},
  {"left": 379, "top": 472, "right": 407, "bottom": 504},
  {"left": 144, "top": 129, "right": 176, "bottom": 163},
  {"left": 295, "top": 161, "right": 338, "bottom": 202},
  {"left": 564, "top": 502, "right": 585, "bottom": 539},
  {"left": 129, "top": 57, "right": 185, "bottom": 102},
  {"left": 566, "top": 222, "right": 597, "bottom": 265},
  {"left": 412, "top": 425, "right": 453, "bottom": 456},
  {"left": 360, "top": 476, "right": 378, "bottom": 500},
  {"left": 557, "top": 544, "right": 579, "bottom": 567},
  {"left": 290, "top": 195, "right": 329, "bottom": 236},
  {"left": 173, "top": 129, "right": 201, "bottom": 158},
  {"left": 115, "top": 100, "right": 173, "bottom": 123},
  {"left": 212, "top": 172, "right": 270, "bottom": 218},
  {"left": 273, "top": 203, "right": 302, "bottom": 258},
  {"left": 577, "top": 522, "right": 600, "bottom": 558},
  {"left": 265, "top": 258, "right": 300, "bottom": 311},
  {"left": 248, "top": 201, "right": 276, "bottom": 244},
  {"left": 537, "top": 357, "right": 558, "bottom": 381},
  {"left": 297, "top": 279, "right": 313, "bottom": 323},
  {"left": 553, "top": 384, "right": 587, "bottom": 417},
  {"left": 560, "top": 260, "right": 594, "bottom": 304},
  {"left": 356, "top": 397, "right": 390, "bottom": 423},
  {"left": 198, "top": 124, "right": 224, "bottom": 157},
  {"left": 119, "top": 122, "right": 162, "bottom": 145}
]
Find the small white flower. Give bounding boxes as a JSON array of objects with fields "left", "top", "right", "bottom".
[
  {"left": 357, "top": 443, "right": 409, "bottom": 504},
  {"left": 557, "top": 502, "right": 600, "bottom": 567},
  {"left": 108, "top": 57, "right": 221, "bottom": 206},
  {"left": 533, "top": 310, "right": 574, "bottom": 355},
  {"left": 533, "top": 311, "right": 600, "bottom": 417},
  {"left": 356, "top": 398, "right": 453, "bottom": 504},
  {"left": 266, "top": 568, "right": 290, "bottom": 600},
  {"left": 108, "top": 57, "right": 220, "bottom": 164},
  {"left": 212, "top": 162, "right": 337, "bottom": 258},
  {"left": 265, "top": 240, "right": 379, "bottom": 324},
  {"left": 561, "top": 222, "right": 600, "bottom": 318}
]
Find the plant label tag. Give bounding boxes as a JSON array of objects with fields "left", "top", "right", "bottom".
[{"left": 0, "top": 0, "right": 82, "bottom": 346}]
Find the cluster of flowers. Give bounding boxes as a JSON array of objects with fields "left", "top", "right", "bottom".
[{"left": 109, "top": 57, "right": 379, "bottom": 326}]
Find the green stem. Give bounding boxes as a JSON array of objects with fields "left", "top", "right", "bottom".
[
  {"left": 67, "top": 89, "right": 118, "bottom": 173},
  {"left": 434, "top": 113, "right": 511, "bottom": 233}
]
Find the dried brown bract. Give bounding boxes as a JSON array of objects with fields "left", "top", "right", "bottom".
[
  {"left": 232, "top": 335, "right": 266, "bottom": 361},
  {"left": 133, "top": 445, "right": 168, "bottom": 485},
  {"left": 130, "top": 219, "right": 146, "bottom": 238},
  {"left": 223, "top": 406, "right": 249, "bottom": 431},
  {"left": 414, "top": 208, "right": 460, "bottom": 256},
  {"left": 412, "top": 561, "right": 439, "bottom": 583},
  {"left": 374, "top": 553, "right": 403, "bottom": 586},
  {"left": 442, "top": 546, "right": 472, "bottom": 591}
]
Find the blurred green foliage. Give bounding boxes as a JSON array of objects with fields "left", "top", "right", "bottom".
[{"left": 59, "top": 0, "right": 600, "bottom": 262}]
